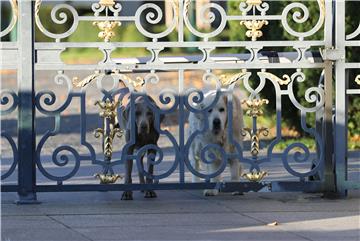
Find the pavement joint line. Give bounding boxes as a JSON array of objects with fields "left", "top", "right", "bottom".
[
  {"left": 1, "top": 211, "right": 235, "bottom": 217},
  {"left": 47, "top": 215, "right": 96, "bottom": 241},
  {"left": 1, "top": 210, "right": 357, "bottom": 218},
  {"left": 55, "top": 223, "right": 257, "bottom": 229}
]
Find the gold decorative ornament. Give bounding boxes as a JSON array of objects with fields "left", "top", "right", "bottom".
[
  {"left": 129, "top": 77, "right": 145, "bottom": 88},
  {"left": 259, "top": 72, "right": 291, "bottom": 86},
  {"left": 242, "top": 99, "right": 269, "bottom": 117},
  {"left": 72, "top": 71, "right": 144, "bottom": 89},
  {"left": 99, "top": 0, "right": 115, "bottom": 7},
  {"left": 94, "top": 173, "right": 122, "bottom": 184},
  {"left": 242, "top": 171, "right": 267, "bottom": 182},
  {"left": 355, "top": 75, "right": 360, "bottom": 86},
  {"left": 242, "top": 98, "right": 269, "bottom": 158},
  {"left": 93, "top": 20, "right": 121, "bottom": 42},
  {"left": 240, "top": 20, "right": 268, "bottom": 41},
  {"left": 220, "top": 71, "right": 249, "bottom": 87},
  {"left": 246, "top": 0, "right": 262, "bottom": 6},
  {"left": 95, "top": 99, "right": 120, "bottom": 119},
  {"left": 242, "top": 127, "right": 269, "bottom": 157},
  {"left": 94, "top": 99, "right": 124, "bottom": 159}
]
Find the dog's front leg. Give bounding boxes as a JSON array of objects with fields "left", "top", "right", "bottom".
[
  {"left": 144, "top": 149, "right": 157, "bottom": 198},
  {"left": 229, "top": 159, "right": 243, "bottom": 196},
  {"left": 121, "top": 146, "right": 134, "bottom": 200},
  {"left": 138, "top": 153, "right": 145, "bottom": 186},
  {"left": 190, "top": 145, "right": 201, "bottom": 183},
  {"left": 229, "top": 159, "right": 240, "bottom": 181},
  {"left": 204, "top": 160, "right": 221, "bottom": 196}
]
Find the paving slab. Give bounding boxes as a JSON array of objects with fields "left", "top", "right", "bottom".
[
  {"left": 51, "top": 212, "right": 259, "bottom": 228},
  {"left": 244, "top": 211, "right": 360, "bottom": 241},
  {"left": 74, "top": 225, "right": 307, "bottom": 241},
  {"left": 2, "top": 227, "right": 91, "bottom": 241},
  {"left": 1, "top": 191, "right": 359, "bottom": 241}
]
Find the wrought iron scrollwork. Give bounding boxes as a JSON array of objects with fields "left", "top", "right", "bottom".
[
  {"left": 0, "top": 0, "right": 18, "bottom": 38},
  {"left": 1, "top": 89, "right": 19, "bottom": 180},
  {"left": 1, "top": 0, "right": 333, "bottom": 187}
]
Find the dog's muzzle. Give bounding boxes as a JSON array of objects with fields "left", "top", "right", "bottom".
[
  {"left": 212, "top": 118, "right": 221, "bottom": 134},
  {"left": 139, "top": 122, "right": 149, "bottom": 134}
]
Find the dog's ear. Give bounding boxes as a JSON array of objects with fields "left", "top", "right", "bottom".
[
  {"left": 223, "top": 94, "right": 228, "bottom": 105},
  {"left": 223, "top": 94, "right": 229, "bottom": 128},
  {"left": 121, "top": 104, "right": 132, "bottom": 132},
  {"left": 121, "top": 104, "right": 129, "bottom": 122},
  {"left": 160, "top": 113, "right": 165, "bottom": 123}
]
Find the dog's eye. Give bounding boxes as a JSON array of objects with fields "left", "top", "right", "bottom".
[
  {"left": 208, "top": 109, "right": 213, "bottom": 113},
  {"left": 219, "top": 107, "right": 225, "bottom": 112}
]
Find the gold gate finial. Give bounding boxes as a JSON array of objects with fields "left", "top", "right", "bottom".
[{"left": 99, "top": 0, "right": 115, "bottom": 7}]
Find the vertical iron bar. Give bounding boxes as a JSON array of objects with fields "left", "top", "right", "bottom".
[
  {"left": 16, "top": 1, "right": 38, "bottom": 204},
  {"left": 334, "top": 0, "right": 347, "bottom": 196},
  {"left": 178, "top": 70, "right": 185, "bottom": 183},
  {"left": 322, "top": 0, "right": 336, "bottom": 195}
]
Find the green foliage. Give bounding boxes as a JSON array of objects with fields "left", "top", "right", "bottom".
[{"left": 274, "top": 137, "right": 317, "bottom": 152}]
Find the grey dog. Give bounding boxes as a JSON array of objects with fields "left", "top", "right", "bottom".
[{"left": 120, "top": 95, "right": 164, "bottom": 200}]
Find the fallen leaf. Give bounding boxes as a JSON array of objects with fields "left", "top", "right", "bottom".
[{"left": 267, "top": 221, "right": 279, "bottom": 226}]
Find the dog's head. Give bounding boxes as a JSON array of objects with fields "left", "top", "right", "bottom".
[
  {"left": 205, "top": 95, "right": 228, "bottom": 136},
  {"left": 195, "top": 92, "right": 228, "bottom": 136},
  {"left": 123, "top": 96, "right": 164, "bottom": 136}
]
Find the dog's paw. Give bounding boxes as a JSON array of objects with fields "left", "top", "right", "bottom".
[
  {"left": 203, "top": 189, "right": 219, "bottom": 196},
  {"left": 121, "top": 191, "right": 133, "bottom": 200},
  {"left": 144, "top": 190, "right": 157, "bottom": 198}
]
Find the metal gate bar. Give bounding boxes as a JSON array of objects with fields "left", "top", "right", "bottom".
[{"left": 1, "top": 0, "right": 359, "bottom": 203}]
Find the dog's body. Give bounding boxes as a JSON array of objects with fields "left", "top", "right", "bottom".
[
  {"left": 188, "top": 90, "right": 244, "bottom": 196},
  {"left": 121, "top": 95, "right": 163, "bottom": 200}
]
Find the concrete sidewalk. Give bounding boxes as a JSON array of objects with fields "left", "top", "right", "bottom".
[{"left": 1, "top": 190, "right": 359, "bottom": 241}]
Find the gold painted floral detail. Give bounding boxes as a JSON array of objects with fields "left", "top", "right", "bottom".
[
  {"left": 220, "top": 71, "right": 249, "bottom": 87},
  {"left": 240, "top": 20, "right": 268, "bottom": 41},
  {"left": 94, "top": 173, "right": 122, "bottom": 184},
  {"left": 93, "top": 21, "right": 121, "bottom": 42},
  {"left": 246, "top": 0, "right": 262, "bottom": 6},
  {"left": 242, "top": 171, "right": 267, "bottom": 182},
  {"left": 99, "top": 0, "right": 115, "bottom": 7},
  {"left": 241, "top": 98, "right": 269, "bottom": 158},
  {"left": 259, "top": 72, "right": 291, "bottom": 85},
  {"left": 94, "top": 99, "right": 124, "bottom": 159},
  {"left": 242, "top": 127, "right": 269, "bottom": 157},
  {"left": 242, "top": 99, "right": 269, "bottom": 117}
]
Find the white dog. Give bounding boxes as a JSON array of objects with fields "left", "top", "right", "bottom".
[{"left": 188, "top": 90, "right": 244, "bottom": 196}]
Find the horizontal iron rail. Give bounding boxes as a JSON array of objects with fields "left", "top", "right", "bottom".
[
  {"left": 1, "top": 181, "right": 325, "bottom": 193},
  {"left": 33, "top": 41, "right": 326, "bottom": 49}
]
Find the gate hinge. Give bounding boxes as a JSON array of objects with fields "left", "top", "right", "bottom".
[{"left": 320, "top": 47, "right": 345, "bottom": 61}]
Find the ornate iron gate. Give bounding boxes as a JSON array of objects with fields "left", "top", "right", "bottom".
[{"left": 0, "top": 0, "right": 359, "bottom": 203}]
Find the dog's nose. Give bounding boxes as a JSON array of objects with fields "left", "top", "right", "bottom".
[
  {"left": 140, "top": 123, "right": 148, "bottom": 130},
  {"left": 213, "top": 118, "right": 221, "bottom": 128}
]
